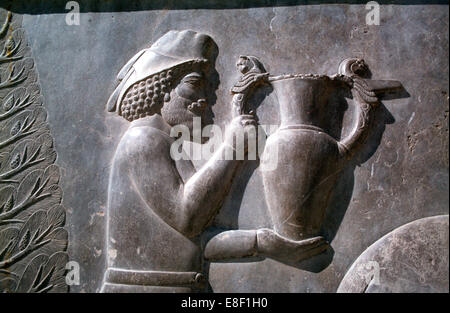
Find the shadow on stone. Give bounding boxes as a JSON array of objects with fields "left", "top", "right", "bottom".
[{"left": 321, "top": 86, "right": 408, "bottom": 243}]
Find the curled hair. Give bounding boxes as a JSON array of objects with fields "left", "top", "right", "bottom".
[
  {"left": 120, "top": 69, "right": 174, "bottom": 122},
  {"left": 119, "top": 59, "right": 208, "bottom": 122}
]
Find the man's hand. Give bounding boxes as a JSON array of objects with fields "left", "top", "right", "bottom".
[{"left": 224, "top": 114, "right": 258, "bottom": 154}]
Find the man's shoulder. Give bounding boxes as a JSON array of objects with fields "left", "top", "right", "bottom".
[
  {"left": 126, "top": 124, "right": 169, "bottom": 139},
  {"left": 118, "top": 124, "right": 172, "bottom": 156}
]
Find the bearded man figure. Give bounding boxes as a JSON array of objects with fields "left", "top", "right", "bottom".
[{"left": 101, "top": 30, "right": 258, "bottom": 292}]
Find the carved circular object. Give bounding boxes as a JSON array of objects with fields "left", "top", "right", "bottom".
[{"left": 337, "top": 215, "right": 449, "bottom": 293}]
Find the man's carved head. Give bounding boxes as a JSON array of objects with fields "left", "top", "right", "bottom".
[{"left": 107, "top": 30, "right": 219, "bottom": 128}]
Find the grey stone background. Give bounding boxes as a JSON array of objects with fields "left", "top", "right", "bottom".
[{"left": 4, "top": 0, "right": 447, "bottom": 292}]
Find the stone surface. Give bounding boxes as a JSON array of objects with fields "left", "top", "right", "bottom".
[
  {"left": 0, "top": 1, "right": 446, "bottom": 292},
  {"left": 337, "top": 215, "right": 449, "bottom": 293},
  {"left": 0, "top": 11, "right": 69, "bottom": 293}
]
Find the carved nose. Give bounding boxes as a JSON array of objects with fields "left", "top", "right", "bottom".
[{"left": 197, "top": 99, "right": 207, "bottom": 109}]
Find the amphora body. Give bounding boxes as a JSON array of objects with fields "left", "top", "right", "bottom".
[
  {"left": 261, "top": 76, "right": 348, "bottom": 241},
  {"left": 204, "top": 58, "right": 398, "bottom": 263}
]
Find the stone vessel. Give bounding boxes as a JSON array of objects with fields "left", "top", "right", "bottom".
[
  {"left": 260, "top": 58, "right": 402, "bottom": 244},
  {"left": 204, "top": 58, "right": 402, "bottom": 263},
  {"left": 261, "top": 75, "right": 348, "bottom": 241}
]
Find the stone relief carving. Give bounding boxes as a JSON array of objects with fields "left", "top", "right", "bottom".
[
  {"left": 231, "top": 55, "right": 269, "bottom": 117},
  {"left": 103, "top": 30, "right": 261, "bottom": 292},
  {"left": 105, "top": 28, "right": 403, "bottom": 292},
  {"left": 204, "top": 58, "right": 402, "bottom": 264},
  {"left": 0, "top": 11, "right": 68, "bottom": 293},
  {"left": 338, "top": 215, "right": 449, "bottom": 293}
]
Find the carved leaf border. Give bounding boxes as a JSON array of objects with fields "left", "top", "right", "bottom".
[{"left": 0, "top": 10, "right": 68, "bottom": 293}]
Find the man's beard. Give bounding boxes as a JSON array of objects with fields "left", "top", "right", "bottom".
[{"left": 161, "top": 94, "right": 212, "bottom": 134}]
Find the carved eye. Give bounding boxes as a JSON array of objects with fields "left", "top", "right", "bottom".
[
  {"left": 182, "top": 72, "right": 203, "bottom": 85},
  {"left": 184, "top": 77, "right": 202, "bottom": 86}
]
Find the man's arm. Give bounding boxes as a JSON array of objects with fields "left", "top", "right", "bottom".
[
  {"left": 124, "top": 117, "right": 253, "bottom": 238},
  {"left": 180, "top": 143, "right": 241, "bottom": 237}
]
